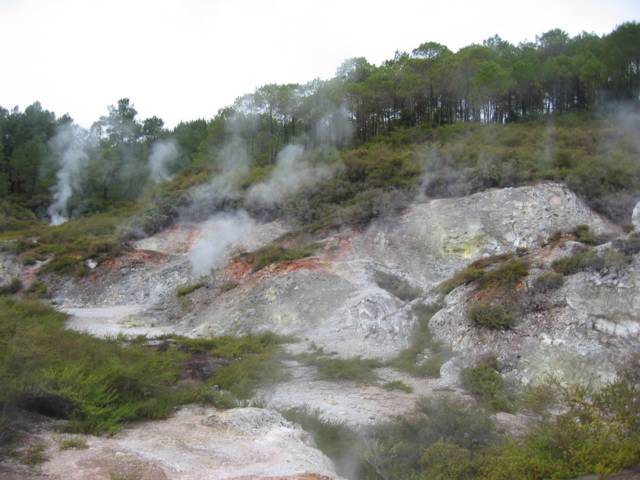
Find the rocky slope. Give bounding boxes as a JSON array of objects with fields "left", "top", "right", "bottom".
[{"left": 5, "top": 182, "right": 640, "bottom": 479}]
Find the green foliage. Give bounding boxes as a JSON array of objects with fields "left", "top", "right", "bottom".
[
  {"left": 572, "top": 224, "right": 602, "bottom": 245},
  {"left": 0, "top": 298, "right": 288, "bottom": 435},
  {"left": 461, "top": 365, "right": 513, "bottom": 412},
  {"left": 59, "top": 437, "right": 88, "bottom": 450},
  {"left": 373, "top": 271, "right": 422, "bottom": 301},
  {"left": 176, "top": 281, "right": 206, "bottom": 297},
  {"left": 282, "top": 407, "right": 362, "bottom": 479},
  {"left": 382, "top": 381, "right": 413, "bottom": 393},
  {"left": 418, "top": 441, "right": 477, "bottom": 480},
  {"left": 552, "top": 248, "right": 605, "bottom": 275},
  {"left": 250, "top": 244, "right": 316, "bottom": 272},
  {"left": 18, "top": 443, "right": 47, "bottom": 466},
  {"left": 389, "top": 303, "right": 448, "bottom": 377},
  {"left": 0, "top": 278, "right": 22, "bottom": 296},
  {"left": 313, "top": 356, "right": 383, "bottom": 383},
  {"left": 438, "top": 254, "right": 515, "bottom": 294},
  {"left": 218, "top": 280, "right": 239, "bottom": 293},
  {"left": 531, "top": 272, "right": 564, "bottom": 293},
  {"left": 468, "top": 302, "right": 516, "bottom": 330}
]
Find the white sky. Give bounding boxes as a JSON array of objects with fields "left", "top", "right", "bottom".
[{"left": 1, "top": 0, "right": 639, "bottom": 128}]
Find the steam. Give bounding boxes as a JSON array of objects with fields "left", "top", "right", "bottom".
[
  {"left": 313, "top": 104, "right": 354, "bottom": 147},
  {"left": 149, "top": 139, "right": 179, "bottom": 183},
  {"left": 247, "top": 144, "right": 335, "bottom": 207},
  {"left": 188, "top": 210, "right": 257, "bottom": 277},
  {"left": 47, "top": 124, "right": 95, "bottom": 225}
]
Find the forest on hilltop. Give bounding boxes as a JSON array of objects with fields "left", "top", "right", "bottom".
[{"left": 0, "top": 23, "right": 639, "bottom": 226}]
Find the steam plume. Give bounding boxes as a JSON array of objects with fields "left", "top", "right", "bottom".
[
  {"left": 188, "top": 210, "right": 257, "bottom": 277},
  {"left": 47, "top": 124, "right": 94, "bottom": 225},
  {"left": 149, "top": 139, "right": 179, "bottom": 183}
]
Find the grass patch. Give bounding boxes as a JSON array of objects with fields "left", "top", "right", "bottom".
[
  {"left": 389, "top": 303, "right": 448, "bottom": 377},
  {"left": 374, "top": 270, "right": 422, "bottom": 301},
  {"left": 176, "top": 281, "right": 206, "bottom": 297},
  {"left": 382, "top": 380, "right": 413, "bottom": 393},
  {"left": 438, "top": 254, "right": 515, "bottom": 294},
  {"left": 250, "top": 244, "right": 316, "bottom": 272},
  {"left": 0, "top": 298, "right": 288, "bottom": 436},
  {"left": 18, "top": 443, "right": 47, "bottom": 466},
  {"left": 59, "top": 437, "right": 88, "bottom": 450},
  {"left": 314, "top": 356, "right": 383, "bottom": 383}
]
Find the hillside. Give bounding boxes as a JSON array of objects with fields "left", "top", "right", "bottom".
[{"left": 1, "top": 23, "right": 640, "bottom": 480}]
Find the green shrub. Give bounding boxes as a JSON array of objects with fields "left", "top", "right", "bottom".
[
  {"left": 0, "top": 278, "right": 22, "bottom": 296},
  {"left": 382, "top": 381, "right": 414, "bottom": 393},
  {"left": 251, "top": 244, "right": 316, "bottom": 272},
  {"left": 552, "top": 249, "right": 604, "bottom": 275},
  {"left": 531, "top": 272, "right": 564, "bottom": 293},
  {"left": 281, "top": 407, "right": 362, "bottom": 479},
  {"left": 0, "top": 298, "right": 289, "bottom": 435},
  {"left": 438, "top": 254, "right": 515, "bottom": 294},
  {"left": 313, "top": 356, "right": 383, "bottom": 383},
  {"left": 59, "top": 437, "right": 88, "bottom": 450},
  {"left": 572, "top": 224, "right": 600, "bottom": 245},
  {"left": 24, "top": 280, "right": 48, "bottom": 299},
  {"left": 461, "top": 365, "right": 513, "bottom": 412},
  {"left": 176, "top": 281, "right": 206, "bottom": 297},
  {"left": 219, "top": 280, "right": 239, "bottom": 293},
  {"left": 468, "top": 302, "right": 516, "bottom": 330},
  {"left": 374, "top": 271, "right": 422, "bottom": 301},
  {"left": 418, "top": 441, "right": 477, "bottom": 480}
]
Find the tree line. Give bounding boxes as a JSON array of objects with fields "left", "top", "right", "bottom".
[{"left": 1, "top": 23, "right": 638, "bottom": 218}]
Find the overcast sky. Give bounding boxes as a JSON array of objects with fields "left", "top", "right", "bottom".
[{"left": 1, "top": 0, "right": 638, "bottom": 128}]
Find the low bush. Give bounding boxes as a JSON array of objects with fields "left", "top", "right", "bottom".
[
  {"left": 572, "top": 224, "right": 603, "bottom": 245},
  {"left": 59, "top": 438, "right": 88, "bottom": 450},
  {"left": 251, "top": 244, "right": 316, "bottom": 272},
  {"left": 552, "top": 248, "right": 604, "bottom": 275},
  {"left": 382, "top": 381, "right": 414, "bottom": 393},
  {"left": 468, "top": 302, "right": 516, "bottom": 330},
  {"left": 0, "top": 278, "right": 22, "bottom": 296},
  {"left": 374, "top": 271, "right": 422, "bottom": 301},
  {"left": 461, "top": 365, "right": 513, "bottom": 412},
  {"left": 219, "top": 280, "right": 239, "bottom": 293},
  {"left": 313, "top": 356, "right": 383, "bottom": 383},
  {"left": 438, "top": 254, "right": 515, "bottom": 294},
  {"left": 531, "top": 272, "right": 564, "bottom": 293},
  {"left": 281, "top": 407, "right": 362, "bottom": 479},
  {"left": 176, "top": 282, "right": 206, "bottom": 297},
  {"left": 0, "top": 298, "right": 288, "bottom": 436}
]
